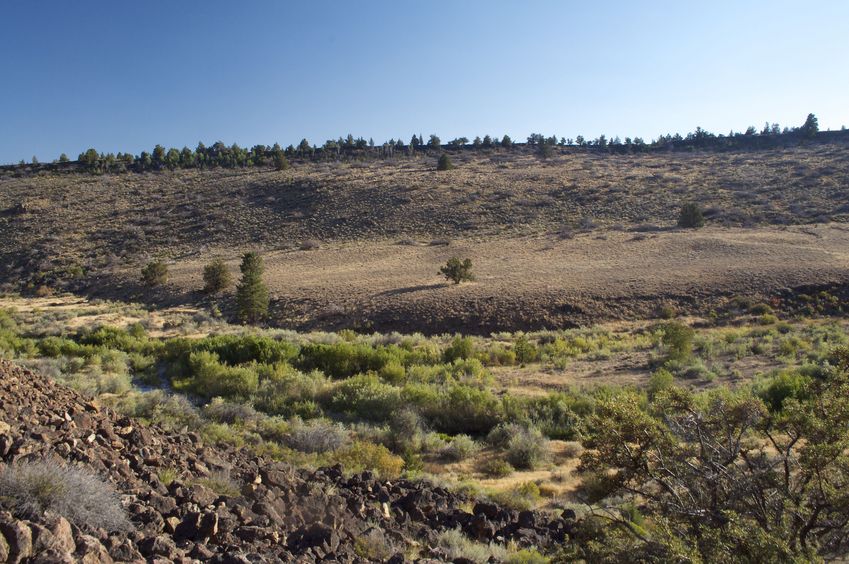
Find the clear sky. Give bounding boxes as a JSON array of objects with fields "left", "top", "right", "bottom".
[{"left": 1, "top": 0, "right": 847, "bottom": 164}]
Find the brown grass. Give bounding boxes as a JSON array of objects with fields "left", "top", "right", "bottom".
[{"left": 2, "top": 142, "right": 848, "bottom": 331}]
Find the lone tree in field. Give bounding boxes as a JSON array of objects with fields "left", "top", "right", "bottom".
[
  {"left": 677, "top": 202, "right": 705, "bottom": 229},
  {"left": 236, "top": 252, "right": 269, "bottom": 323},
  {"left": 440, "top": 257, "right": 474, "bottom": 284},
  {"left": 141, "top": 260, "right": 168, "bottom": 287},
  {"left": 436, "top": 154, "right": 454, "bottom": 171},
  {"left": 800, "top": 112, "right": 819, "bottom": 138},
  {"left": 203, "top": 259, "right": 232, "bottom": 294}
]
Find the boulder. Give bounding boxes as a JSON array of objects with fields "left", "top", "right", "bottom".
[{"left": 0, "top": 520, "right": 33, "bottom": 563}]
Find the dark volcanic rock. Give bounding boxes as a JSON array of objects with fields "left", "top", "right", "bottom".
[{"left": 0, "top": 359, "right": 564, "bottom": 562}]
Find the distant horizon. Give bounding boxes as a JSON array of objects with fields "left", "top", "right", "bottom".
[
  {"left": 4, "top": 112, "right": 845, "bottom": 166},
  {"left": 2, "top": 1, "right": 847, "bottom": 164}
]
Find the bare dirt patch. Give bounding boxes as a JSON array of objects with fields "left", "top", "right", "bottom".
[{"left": 156, "top": 224, "right": 849, "bottom": 333}]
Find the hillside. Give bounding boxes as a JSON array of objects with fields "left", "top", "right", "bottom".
[{"left": 2, "top": 140, "right": 849, "bottom": 331}]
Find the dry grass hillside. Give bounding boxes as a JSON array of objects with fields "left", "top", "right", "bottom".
[{"left": 2, "top": 141, "right": 849, "bottom": 331}]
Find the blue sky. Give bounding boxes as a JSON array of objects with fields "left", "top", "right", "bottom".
[{"left": 1, "top": 0, "right": 847, "bottom": 163}]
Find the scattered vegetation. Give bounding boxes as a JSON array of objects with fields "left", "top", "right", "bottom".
[{"left": 4, "top": 294, "right": 849, "bottom": 560}]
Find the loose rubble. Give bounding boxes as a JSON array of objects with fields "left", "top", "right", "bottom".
[{"left": 0, "top": 361, "right": 573, "bottom": 562}]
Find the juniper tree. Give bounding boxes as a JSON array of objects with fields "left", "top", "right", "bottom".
[
  {"left": 677, "top": 202, "right": 705, "bottom": 229},
  {"left": 437, "top": 154, "right": 453, "bottom": 171},
  {"left": 440, "top": 257, "right": 474, "bottom": 284},
  {"left": 236, "top": 252, "right": 269, "bottom": 323},
  {"left": 141, "top": 261, "right": 168, "bottom": 286},
  {"left": 203, "top": 259, "right": 232, "bottom": 294},
  {"left": 800, "top": 113, "right": 819, "bottom": 138}
]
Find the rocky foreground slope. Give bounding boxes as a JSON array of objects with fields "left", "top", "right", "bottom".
[{"left": 0, "top": 361, "right": 570, "bottom": 562}]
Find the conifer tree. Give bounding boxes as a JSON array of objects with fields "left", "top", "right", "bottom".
[{"left": 236, "top": 252, "right": 269, "bottom": 323}]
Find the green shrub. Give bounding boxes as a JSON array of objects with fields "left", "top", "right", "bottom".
[
  {"left": 0, "top": 309, "right": 17, "bottom": 332},
  {"left": 441, "top": 434, "right": 479, "bottom": 462},
  {"left": 657, "top": 304, "right": 677, "bottom": 319},
  {"left": 490, "top": 482, "right": 541, "bottom": 511},
  {"left": 440, "top": 257, "right": 474, "bottom": 284},
  {"left": 436, "top": 529, "right": 506, "bottom": 563},
  {"left": 388, "top": 408, "right": 426, "bottom": 452},
  {"left": 647, "top": 368, "right": 674, "bottom": 399},
  {"left": 505, "top": 426, "right": 550, "bottom": 470},
  {"left": 660, "top": 321, "right": 695, "bottom": 363},
  {"left": 437, "top": 154, "right": 454, "bottom": 171},
  {"left": 749, "top": 302, "right": 774, "bottom": 315},
  {"left": 520, "top": 393, "right": 585, "bottom": 440},
  {"left": 286, "top": 419, "right": 349, "bottom": 453},
  {"left": 354, "top": 528, "right": 399, "bottom": 561},
  {"left": 202, "top": 398, "right": 259, "bottom": 424},
  {"left": 141, "top": 260, "right": 168, "bottom": 286},
  {"left": 506, "top": 549, "right": 551, "bottom": 564},
  {"left": 479, "top": 458, "right": 514, "bottom": 478},
  {"left": 759, "top": 313, "right": 779, "bottom": 325},
  {"left": 757, "top": 370, "right": 812, "bottom": 412},
  {"left": 77, "top": 325, "right": 157, "bottom": 355},
  {"left": 298, "top": 341, "right": 404, "bottom": 379},
  {"left": 38, "top": 336, "right": 83, "bottom": 358},
  {"left": 203, "top": 259, "right": 232, "bottom": 294},
  {"left": 336, "top": 441, "right": 404, "bottom": 479},
  {"left": 0, "top": 460, "right": 131, "bottom": 532},
  {"left": 444, "top": 335, "right": 475, "bottom": 362},
  {"left": 379, "top": 360, "right": 406, "bottom": 384},
  {"left": 119, "top": 390, "right": 202, "bottom": 430},
  {"left": 432, "top": 384, "right": 502, "bottom": 435},
  {"left": 254, "top": 364, "right": 328, "bottom": 417},
  {"left": 677, "top": 203, "right": 705, "bottom": 229},
  {"left": 487, "top": 423, "right": 526, "bottom": 448},
  {"left": 514, "top": 334, "right": 538, "bottom": 364},
  {"left": 198, "top": 334, "right": 298, "bottom": 366},
  {"left": 329, "top": 374, "right": 401, "bottom": 421},
  {"left": 184, "top": 351, "right": 259, "bottom": 399}
]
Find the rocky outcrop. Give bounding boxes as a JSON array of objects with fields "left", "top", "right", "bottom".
[{"left": 0, "top": 361, "right": 573, "bottom": 562}]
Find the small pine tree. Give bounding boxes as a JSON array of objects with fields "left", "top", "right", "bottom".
[
  {"left": 439, "top": 257, "right": 474, "bottom": 284},
  {"left": 800, "top": 113, "right": 819, "bottom": 138},
  {"left": 273, "top": 150, "right": 289, "bottom": 170},
  {"left": 203, "top": 259, "right": 232, "bottom": 294},
  {"left": 58, "top": 153, "right": 69, "bottom": 163},
  {"left": 678, "top": 203, "right": 705, "bottom": 229},
  {"left": 436, "top": 154, "right": 453, "bottom": 171},
  {"left": 236, "top": 252, "right": 269, "bottom": 323},
  {"left": 141, "top": 261, "right": 168, "bottom": 286}
]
